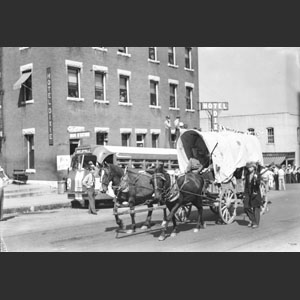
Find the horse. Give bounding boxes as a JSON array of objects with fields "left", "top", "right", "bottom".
[
  {"left": 151, "top": 164, "right": 206, "bottom": 241},
  {"left": 100, "top": 163, "right": 167, "bottom": 234}
]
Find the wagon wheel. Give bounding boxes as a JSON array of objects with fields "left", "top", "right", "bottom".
[
  {"left": 260, "top": 181, "right": 269, "bottom": 215},
  {"left": 218, "top": 185, "right": 238, "bottom": 224}
]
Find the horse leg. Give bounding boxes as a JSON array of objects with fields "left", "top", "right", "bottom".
[
  {"left": 170, "top": 214, "right": 178, "bottom": 238},
  {"left": 158, "top": 202, "right": 181, "bottom": 241},
  {"left": 161, "top": 207, "right": 168, "bottom": 227},
  {"left": 113, "top": 203, "right": 125, "bottom": 230},
  {"left": 127, "top": 200, "right": 136, "bottom": 234},
  {"left": 141, "top": 203, "right": 153, "bottom": 230},
  {"left": 193, "top": 199, "right": 206, "bottom": 233}
]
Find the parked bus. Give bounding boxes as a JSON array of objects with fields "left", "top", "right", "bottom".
[{"left": 66, "top": 145, "right": 178, "bottom": 206}]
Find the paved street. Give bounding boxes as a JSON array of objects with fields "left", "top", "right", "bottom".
[{"left": 1, "top": 184, "right": 300, "bottom": 252}]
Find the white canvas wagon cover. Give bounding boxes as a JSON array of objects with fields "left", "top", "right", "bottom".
[{"left": 177, "top": 130, "right": 264, "bottom": 183}]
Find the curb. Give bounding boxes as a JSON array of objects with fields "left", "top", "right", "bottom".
[{"left": 3, "top": 202, "right": 72, "bottom": 216}]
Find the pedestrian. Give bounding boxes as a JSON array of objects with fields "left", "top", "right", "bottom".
[
  {"left": 244, "top": 162, "right": 263, "bottom": 229},
  {"left": 164, "top": 116, "right": 172, "bottom": 148},
  {"left": 0, "top": 165, "right": 10, "bottom": 221},
  {"left": 273, "top": 165, "right": 279, "bottom": 190},
  {"left": 82, "top": 167, "right": 97, "bottom": 215},
  {"left": 285, "top": 164, "right": 291, "bottom": 184},
  {"left": 297, "top": 167, "right": 300, "bottom": 183},
  {"left": 291, "top": 165, "right": 297, "bottom": 184},
  {"left": 278, "top": 165, "right": 286, "bottom": 191},
  {"left": 174, "top": 116, "right": 181, "bottom": 147}
]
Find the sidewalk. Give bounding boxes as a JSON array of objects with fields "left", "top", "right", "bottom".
[{"left": 2, "top": 181, "right": 71, "bottom": 216}]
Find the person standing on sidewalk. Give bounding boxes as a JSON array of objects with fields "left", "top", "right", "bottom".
[
  {"left": 244, "top": 162, "right": 263, "bottom": 229},
  {"left": 82, "top": 167, "right": 97, "bottom": 215},
  {"left": 0, "top": 165, "right": 10, "bottom": 221},
  {"left": 278, "top": 165, "right": 286, "bottom": 191}
]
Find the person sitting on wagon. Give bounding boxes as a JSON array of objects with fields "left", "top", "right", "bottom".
[{"left": 185, "top": 148, "right": 204, "bottom": 174}]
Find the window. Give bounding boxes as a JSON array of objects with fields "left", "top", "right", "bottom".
[
  {"left": 95, "top": 71, "right": 105, "bottom": 101},
  {"left": 68, "top": 67, "right": 80, "bottom": 98},
  {"left": 186, "top": 86, "right": 193, "bottom": 110},
  {"left": 150, "top": 80, "right": 158, "bottom": 106},
  {"left": 136, "top": 134, "right": 146, "bottom": 147},
  {"left": 168, "top": 47, "right": 176, "bottom": 65},
  {"left": 25, "top": 134, "right": 35, "bottom": 170},
  {"left": 119, "top": 75, "right": 130, "bottom": 103},
  {"left": 118, "top": 47, "right": 128, "bottom": 53},
  {"left": 117, "top": 47, "right": 131, "bottom": 57},
  {"left": 185, "top": 47, "right": 192, "bottom": 69},
  {"left": 21, "top": 69, "right": 33, "bottom": 102},
  {"left": 267, "top": 127, "right": 275, "bottom": 144},
  {"left": 66, "top": 60, "right": 83, "bottom": 101},
  {"left": 169, "top": 83, "right": 178, "bottom": 108},
  {"left": 152, "top": 134, "right": 159, "bottom": 148},
  {"left": 96, "top": 132, "right": 108, "bottom": 145},
  {"left": 122, "top": 133, "right": 131, "bottom": 147},
  {"left": 248, "top": 128, "right": 255, "bottom": 135},
  {"left": 149, "top": 47, "right": 157, "bottom": 61},
  {"left": 298, "top": 127, "right": 300, "bottom": 145}
]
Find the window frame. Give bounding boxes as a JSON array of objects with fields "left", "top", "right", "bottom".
[
  {"left": 118, "top": 69, "right": 132, "bottom": 106},
  {"left": 148, "top": 75, "right": 160, "bottom": 108},
  {"left": 65, "top": 60, "right": 84, "bottom": 102},
  {"left": 168, "top": 47, "right": 178, "bottom": 68},
  {"left": 168, "top": 79, "right": 179, "bottom": 110},
  {"left": 117, "top": 47, "right": 131, "bottom": 57},
  {"left": 93, "top": 65, "right": 108, "bottom": 103},
  {"left": 184, "top": 47, "right": 193, "bottom": 70},
  {"left": 20, "top": 63, "right": 34, "bottom": 104},
  {"left": 185, "top": 82, "right": 195, "bottom": 112},
  {"left": 267, "top": 127, "right": 275, "bottom": 144}
]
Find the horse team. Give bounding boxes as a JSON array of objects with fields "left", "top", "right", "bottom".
[{"left": 100, "top": 162, "right": 208, "bottom": 241}]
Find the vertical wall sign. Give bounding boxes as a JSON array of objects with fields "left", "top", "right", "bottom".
[{"left": 46, "top": 67, "right": 54, "bottom": 145}]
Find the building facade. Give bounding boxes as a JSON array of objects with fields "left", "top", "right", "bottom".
[
  {"left": 198, "top": 47, "right": 300, "bottom": 167},
  {"left": 0, "top": 47, "right": 199, "bottom": 181}
]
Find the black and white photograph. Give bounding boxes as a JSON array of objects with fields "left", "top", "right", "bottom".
[{"left": 0, "top": 46, "right": 300, "bottom": 252}]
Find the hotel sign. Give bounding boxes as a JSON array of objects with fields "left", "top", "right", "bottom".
[
  {"left": 200, "top": 102, "right": 229, "bottom": 131},
  {"left": 47, "top": 68, "right": 54, "bottom": 146}
]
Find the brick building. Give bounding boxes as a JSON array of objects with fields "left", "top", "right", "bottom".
[{"left": 0, "top": 47, "right": 199, "bottom": 181}]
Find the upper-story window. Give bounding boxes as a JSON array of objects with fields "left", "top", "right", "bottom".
[
  {"left": 169, "top": 81, "right": 178, "bottom": 109},
  {"left": 95, "top": 71, "right": 105, "bottom": 101},
  {"left": 267, "top": 127, "right": 275, "bottom": 144},
  {"left": 149, "top": 47, "right": 157, "bottom": 60},
  {"left": 66, "top": 60, "right": 83, "bottom": 101},
  {"left": 168, "top": 47, "right": 176, "bottom": 66},
  {"left": 185, "top": 47, "right": 193, "bottom": 70},
  {"left": 148, "top": 75, "right": 160, "bottom": 107},
  {"left": 117, "top": 47, "right": 131, "bottom": 57},
  {"left": 13, "top": 63, "right": 33, "bottom": 104},
  {"left": 68, "top": 67, "right": 80, "bottom": 98},
  {"left": 185, "top": 85, "right": 193, "bottom": 110}
]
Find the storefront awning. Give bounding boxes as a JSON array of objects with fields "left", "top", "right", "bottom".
[
  {"left": 13, "top": 72, "right": 32, "bottom": 90},
  {"left": 263, "top": 155, "right": 286, "bottom": 166}
]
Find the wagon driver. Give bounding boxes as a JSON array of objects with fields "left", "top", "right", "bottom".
[{"left": 244, "top": 161, "right": 263, "bottom": 229}]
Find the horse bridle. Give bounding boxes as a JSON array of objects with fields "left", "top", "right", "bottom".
[{"left": 152, "top": 172, "right": 169, "bottom": 196}]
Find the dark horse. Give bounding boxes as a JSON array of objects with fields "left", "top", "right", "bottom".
[
  {"left": 100, "top": 163, "right": 167, "bottom": 234},
  {"left": 152, "top": 164, "right": 206, "bottom": 241}
]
